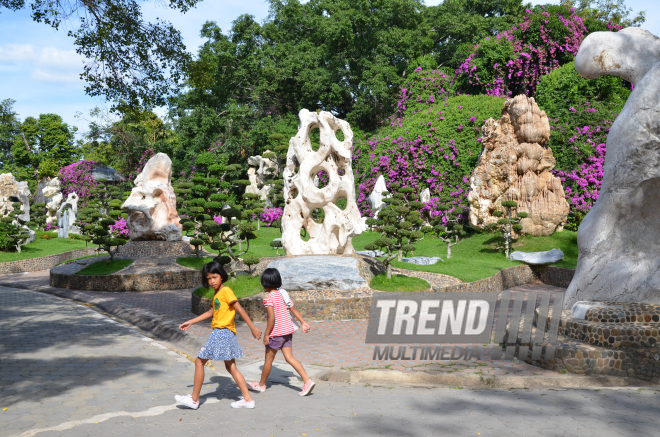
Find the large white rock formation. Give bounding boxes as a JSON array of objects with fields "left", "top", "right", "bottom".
[
  {"left": 564, "top": 27, "right": 660, "bottom": 308},
  {"left": 43, "top": 178, "right": 62, "bottom": 225},
  {"left": 282, "top": 109, "right": 362, "bottom": 255},
  {"left": 121, "top": 153, "right": 183, "bottom": 241},
  {"left": 0, "top": 173, "right": 30, "bottom": 222},
  {"left": 467, "top": 95, "right": 570, "bottom": 236},
  {"left": 246, "top": 152, "right": 278, "bottom": 206}
]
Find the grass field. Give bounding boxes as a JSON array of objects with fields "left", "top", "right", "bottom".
[
  {"left": 0, "top": 237, "right": 89, "bottom": 263},
  {"left": 75, "top": 259, "right": 133, "bottom": 275},
  {"left": 194, "top": 275, "right": 263, "bottom": 299},
  {"left": 352, "top": 229, "right": 578, "bottom": 282},
  {"left": 370, "top": 274, "right": 430, "bottom": 292},
  {"left": 199, "top": 224, "right": 577, "bottom": 283}
]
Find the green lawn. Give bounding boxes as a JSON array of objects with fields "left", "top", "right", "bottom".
[
  {"left": 0, "top": 237, "right": 89, "bottom": 263},
  {"left": 189, "top": 223, "right": 577, "bottom": 284},
  {"left": 351, "top": 230, "right": 578, "bottom": 282},
  {"left": 194, "top": 275, "right": 263, "bottom": 300},
  {"left": 75, "top": 259, "right": 133, "bottom": 275},
  {"left": 177, "top": 256, "right": 215, "bottom": 270},
  {"left": 370, "top": 274, "right": 430, "bottom": 292}
]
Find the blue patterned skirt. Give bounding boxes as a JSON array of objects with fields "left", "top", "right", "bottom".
[{"left": 198, "top": 328, "right": 244, "bottom": 361}]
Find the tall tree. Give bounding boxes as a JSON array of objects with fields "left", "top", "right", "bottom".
[
  {"left": 0, "top": 99, "right": 20, "bottom": 167},
  {"left": 0, "top": 0, "right": 202, "bottom": 108},
  {"left": 562, "top": 0, "right": 646, "bottom": 27}
]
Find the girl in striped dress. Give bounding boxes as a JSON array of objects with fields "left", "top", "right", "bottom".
[{"left": 248, "top": 268, "right": 315, "bottom": 396}]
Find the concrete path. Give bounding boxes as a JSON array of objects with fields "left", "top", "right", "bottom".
[{"left": 2, "top": 286, "right": 660, "bottom": 437}]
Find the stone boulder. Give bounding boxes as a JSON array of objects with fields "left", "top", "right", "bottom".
[
  {"left": 57, "top": 192, "right": 80, "bottom": 235},
  {"left": 282, "top": 110, "right": 363, "bottom": 255},
  {"left": 356, "top": 249, "right": 386, "bottom": 258},
  {"left": 0, "top": 173, "right": 30, "bottom": 222},
  {"left": 467, "top": 95, "right": 569, "bottom": 236},
  {"left": 509, "top": 249, "right": 564, "bottom": 265},
  {"left": 563, "top": 27, "right": 660, "bottom": 307},
  {"left": 121, "top": 153, "right": 183, "bottom": 241},
  {"left": 267, "top": 255, "right": 383, "bottom": 291},
  {"left": 42, "top": 178, "right": 62, "bottom": 225}
]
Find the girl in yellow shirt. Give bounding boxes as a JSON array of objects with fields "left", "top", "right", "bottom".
[{"left": 175, "top": 261, "right": 262, "bottom": 409}]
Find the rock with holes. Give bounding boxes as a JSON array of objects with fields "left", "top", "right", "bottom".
[
  {"left": 281, "top": 109, "right": 362, "bottom": 255},
  {"left": 267, "top": 256, "right": 374, "bottom": 291},
  {"left": 563, "top": 28, "right": 660, "bottom": 307},
  {"left": 0, "top": 173, "right": 30, "bottom": 222},
  {"left": 121, "top": 153, "right": 183, "bottom": 241},
  {"left": 42, "top": 178, "right": 62, "bottom": 225},
  {"left": 246, "top": 152, "right": 278, "bottom": 207},
  {"left": 467, "top": 95, "right": 569, "bottom": 236}
]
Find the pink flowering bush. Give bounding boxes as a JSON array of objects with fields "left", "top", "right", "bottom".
[
  {"left": 213, "top": 216, "right": 223, "bottom": 225},
  {"left": 58, "top": 160, "right": 98, "bottom": 203},
  {"left": 109, "top": 218, "right": 130, "bottom": 238},
  {"left": 354, "top": 69, "right": 504, "bottom": 219},
  {"left": 454, "top": 5, "right": 617, "bottom": 98},
  {"left": 260, "top": 207, "right": 283, "bottom": 226}
]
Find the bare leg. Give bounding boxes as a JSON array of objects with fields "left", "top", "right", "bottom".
[
  {"left": 281, "top": 347, "right": 309, "bottom": 383},
  {"left": 225, "top": 359, "right": 253, "bottom": 402},
  {"left": 259, "top": 347, "right": 278, "bottom": 387},
  {"left": 192, "top": 358, "right": 209, "bottom": 402}
]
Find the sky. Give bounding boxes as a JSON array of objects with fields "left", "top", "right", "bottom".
[{"left": 0, "top": 0, "right": 657, "bottom": 138}]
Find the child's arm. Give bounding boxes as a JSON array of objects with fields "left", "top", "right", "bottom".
[
  {"left": 231, "top": 301, "right": 262, "bottom": 340},
  {"left": 263, "top": 306, "right": 275, "bottom": 346},
  {"left": 290, "top": 307, "right": 311, "bottom": 333},
  {"left": 179, "top": 308, "right": 213, "bottom": 331}
]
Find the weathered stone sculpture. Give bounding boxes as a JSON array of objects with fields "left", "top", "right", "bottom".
[
  {"left": 564, "top": 27, "right": 660, "bottom": 307},
  {"left": 246, "top": 152, "right": 278, "bottom": 206},
  {"left": 368, "top": 175, "right": 389, "bottom": 218},
  {"left": 282, "top": 109, "right": 362, "bottom": 255},
  {"left": 121, "top": 153, "right": 183, "bottom": 241},
  {"left": 57, "top": 192, "right": 80, "bottom": 235},
  {"left": 0, "top": 173, "right": 30, "bottom": 222},
  {"left": 43, "top": 178, "right": 63, "bottom": 225},
  {"left": 467, "top": 95, "right": 569, "bottom": 236}
]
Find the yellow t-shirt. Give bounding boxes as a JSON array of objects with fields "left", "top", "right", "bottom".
[{"left": 210, "top": 286, "right": 238, "bottom": 334}]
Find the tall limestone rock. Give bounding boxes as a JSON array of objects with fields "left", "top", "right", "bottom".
[{"left": 467, "top": 95, "right": 569, "bottom": 236}]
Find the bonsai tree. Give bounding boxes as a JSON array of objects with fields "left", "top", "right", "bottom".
[
  {"left": 270, "top": 239, "right": 283, "bottom": 255},
  {"left": 430, "top": 197, "right": 467, "bottom": 259},
  {"left": 29, "top": 202, "right": 47, "bottom": 231},
  {"left": 487, "top": 200, "right": 528, "bottom": 258},
  {"left": 242, "top": 254, "right": 260, "bottom": 274},
  {"left": 90, "top": 204, "right": 128, "bottom": 262},
  {"left": 363, "top": 183, "right": 425, "bottom": 278},
  {"left": 0, "top": 200, "right": 32, "bottom": 252}
]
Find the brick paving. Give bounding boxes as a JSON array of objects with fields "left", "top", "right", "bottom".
[{"left": 0, "top": 271, "right": 570, "bottom": 379}]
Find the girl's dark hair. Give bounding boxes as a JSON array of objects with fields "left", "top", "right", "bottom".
[
  {"left": 261, "top": 268, "right": 282, "bottom": 289},
  {"left": 201, "top": 261, "right": 229, "bottom": 288}
]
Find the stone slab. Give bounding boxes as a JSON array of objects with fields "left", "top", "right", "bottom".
[
  {"left": 266, "top": 256, "right": 367, "bottom": 291},
  {"left": 402, "top": 256, "right": 443, "bottom": 265},
  {"left": 509, "top": 248, "right": 564, "bottom": 265}
]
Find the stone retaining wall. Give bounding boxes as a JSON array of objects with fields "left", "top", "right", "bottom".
[
  {"left": 190, "top": 265, "right": 575, "bottom": 321},
  {"left": 51, "top": 268, "right": 200, "bottom": 292},
  {"left": 0, "top": 248, "right": 98, "bottom": 274}
]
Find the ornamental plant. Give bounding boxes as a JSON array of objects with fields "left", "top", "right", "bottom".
[
  {"left": 353, "top": 70, "right": 505, "bottom": 219},
  {"left": 89, "top": 201, "right": 128, "bottom": 262},
  {"left": 429, "top": 196, "right": 467, "bottom": 259},
  {"left": 454, "top": 4, "right": 616, "bottom": 98},
  {"left": 58, "top": 160, "right": 98, "bottom": 204},
  {"left": 486, "top": 200, "right": 528, "bottom": 258},
  {"left": 0, "top": 200, "right": 32, "bottom": 252},
  {"left": 29, "top": 202, "right": 47, "bottom": 231},
  {"left": 364, "top": 183, "right": 427, "bottom": 279}
]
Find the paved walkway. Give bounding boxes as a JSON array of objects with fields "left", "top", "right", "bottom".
[
  {"left": 2, "top": 285, "right": 660, "bottom": 437},
  {"left": 1, "top": 272, "right": 567, "bottom": 379}
]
